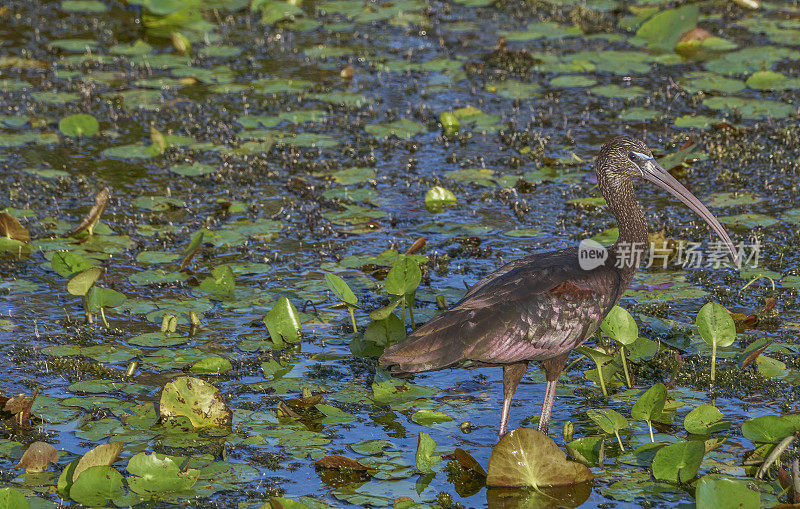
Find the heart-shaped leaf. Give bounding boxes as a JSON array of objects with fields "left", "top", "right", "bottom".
[
  {"left": 385, "top": 255, "right": 421, "bottom": 296},
  {"left": 683, "top": 404, "right": 730, "bottom": 435},
  {"left": 696, "top": 302, "right": 736, "bottom": 348},
  {"left": 67, "top": 267, "right": 102, "bottom": 296},
  {"left": 487, "top": 428, "right": 594, "bottom": 487},
  {"left": 601, "top": 306, "right": 638, "bottom": 345},
  {"left": 651, "top": 440, "right": 705, "bottom": 483},
  {"left": 264, "top": 296, "right": 302, "bottom": 346},
  {"left": 631, "top": 383, "right": 667, "bottom": 422}
]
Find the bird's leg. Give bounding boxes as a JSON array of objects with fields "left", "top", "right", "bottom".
[
  {"left": 538, "top": 354, "right": 569, "bottom": 434},
  {"left": 499, "top": 361, "right": 528, "bottom": 437}
]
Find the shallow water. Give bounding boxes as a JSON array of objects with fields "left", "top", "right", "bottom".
[{"left": 0, "top": 0, "right": 799, "bottom": 506}]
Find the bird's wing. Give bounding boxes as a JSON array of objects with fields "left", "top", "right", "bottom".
[{"left": 379, "top": 249, "right": 623, "bottom": 373}]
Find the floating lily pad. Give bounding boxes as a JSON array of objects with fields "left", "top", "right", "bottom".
[
  {"left": 365, "top": 118, "right": 425, "bottom": 139},
  {"left": 703, "top": 96, "right": 795, "bottom": 119},
  {"left": 159, "top": 377, "right": 232, "bottom": 428},
  {"left": 487, "top": 80, "right": 540, "bottom": 99},
  {"left": 717, "top": 213, "right": 779, "bottom": 228},
  {"left": 590, "top": 84, "right": 646, "bottom": 99}
]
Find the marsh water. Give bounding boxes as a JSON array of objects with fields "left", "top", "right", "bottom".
[{"left": 1, "top": 0, "right": 800, "bottom": 506}]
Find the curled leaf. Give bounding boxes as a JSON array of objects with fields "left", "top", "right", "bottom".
[
  {"left": 67, "top": 187, "right": 110, "bottom": 237},
  {"left": 0, "top": 213, "right": 29, "bottom": 242},
  {"left": 16, "top": 441, "right": 58, "bottom": 473}
]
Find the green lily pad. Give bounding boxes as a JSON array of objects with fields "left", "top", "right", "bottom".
[
  {"left": 635, "top": 4, "right": 699, "bottom": 51},
  {"left": 59, "top": 114, "right": 99, "bottom": 137},
  {"left": 703, "top": 96, "right": 795, "bottom": 120},
  {"left": 126, "top": 452, "right": 199, "bottom": 497},
  {"left": 364, "top": 119, "right": 425, "bottom": 139},
  {"left": 695, "top": 476, "right": 760, "bottom": 508},
  {"left": 651, "top": 441, "right": 704, "bottom": 483},
  {"left": 683, "top": 404, "right": 730, "bottom": 435},
  {"left": 590, "top": 84, "right": 646, "bottom": 99},
  {"left": 61, "top": 0, "right": 108, "bottom": 12},
  {"left": 501, "top": 21, "right": 582, "bottom": 41},
  {"left": 717, "top": 213, "right": 779, "bottom": 228},
  {"left": 169, "top": 162, "right": 216, "bottom": 176},
  {"left": 159, "top": 377, "right": 232, "bottom": 428},
  {"left": 488, "top": 80, "right": 540, "bottom": 99}
]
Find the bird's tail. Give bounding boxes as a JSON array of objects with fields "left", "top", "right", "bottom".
[{"left": 378, "top": 312, "right": 470, "bottom": 374}]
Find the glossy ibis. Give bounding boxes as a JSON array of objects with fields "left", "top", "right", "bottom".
[{"left": 379, "top": 135, "right": 739, "bottom": 436}]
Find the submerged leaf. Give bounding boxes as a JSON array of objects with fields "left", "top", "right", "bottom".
[
  {"left": 415, "top": 432, "right": 441, "bottom": 473},
  {"left": 315, "top": 455, "right": 369, "bottom": 471}
]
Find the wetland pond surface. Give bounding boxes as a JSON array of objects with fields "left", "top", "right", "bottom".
[{"left": 1, "top": 0, "right": 800, "bottom": 506}]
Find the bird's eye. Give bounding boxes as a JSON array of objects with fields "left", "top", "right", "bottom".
[{"left": 627, "top": 152, "right": 637, "bottom": 162}]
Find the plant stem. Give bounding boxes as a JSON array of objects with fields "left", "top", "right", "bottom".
[
  {"left": 400, "top": 299, "right": 406, "bottom": 328},
  {"left": 597, "top": 363, "right": 608, "bottom": 398},
  {"left": 647, "top": 420, "right": 655, "bottom": 443},
  {"left": 614, "top": 430, "right": 625, "bottom": 451},
  {"left": 100, "top": 307, "right": 109, "bottom": 329},
  {"left": 348, "top": 306, "right": 358, "bottom": 338},
  {"left": 711, "top": 342, "right": 717, "bottom": 382},
  {"left": 408, "top": 300, "right": 416, "bottom": 330},
  {"left": 620, "top": 346, "right": 632, "bottom": 388},
  {"left": 792, "top": 453, "right": 799, "bottom": 504},
  {"left": 82, "top": 296, "right": 92, "bottom": 324}
]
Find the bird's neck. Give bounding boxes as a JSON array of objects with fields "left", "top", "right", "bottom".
[{"left": 608, "top": 184, "right": 648, "bottom": 276}]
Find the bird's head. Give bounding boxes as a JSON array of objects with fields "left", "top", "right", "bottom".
[{"left": 596, "top": 135, "right": 740, "bottom": 267}]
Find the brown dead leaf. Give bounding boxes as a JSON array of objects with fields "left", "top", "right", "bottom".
[
  {"left": 67, "top": 187, "right": 110, "bottom": 237},
  {"left": 405, "top": 236, "right": 426, "bottom": 254},
  {"left": 451, "top": 448, "right": 487, "bottom": 477},
  {"left": 16, "top": 441, "right": 58, "bottom": 473},
  {"left": 277, "top": 401, "right": 301, "bottom": 420},
  {"left": 0, "top": 213, "right": 29, "bottom": 242},
  {"left": 679, "top": 27, "right": 712, "bottom": 44},
  {"left": 73, "top": 441, "right": 124, "bottom": 481},
  {"left": 286, "top": 394, "right": 323, "bottom": 409}
]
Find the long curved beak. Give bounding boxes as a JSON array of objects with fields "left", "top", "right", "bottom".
[{"left": 640, "top": 158, "right": 741, "bottom": 268}]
